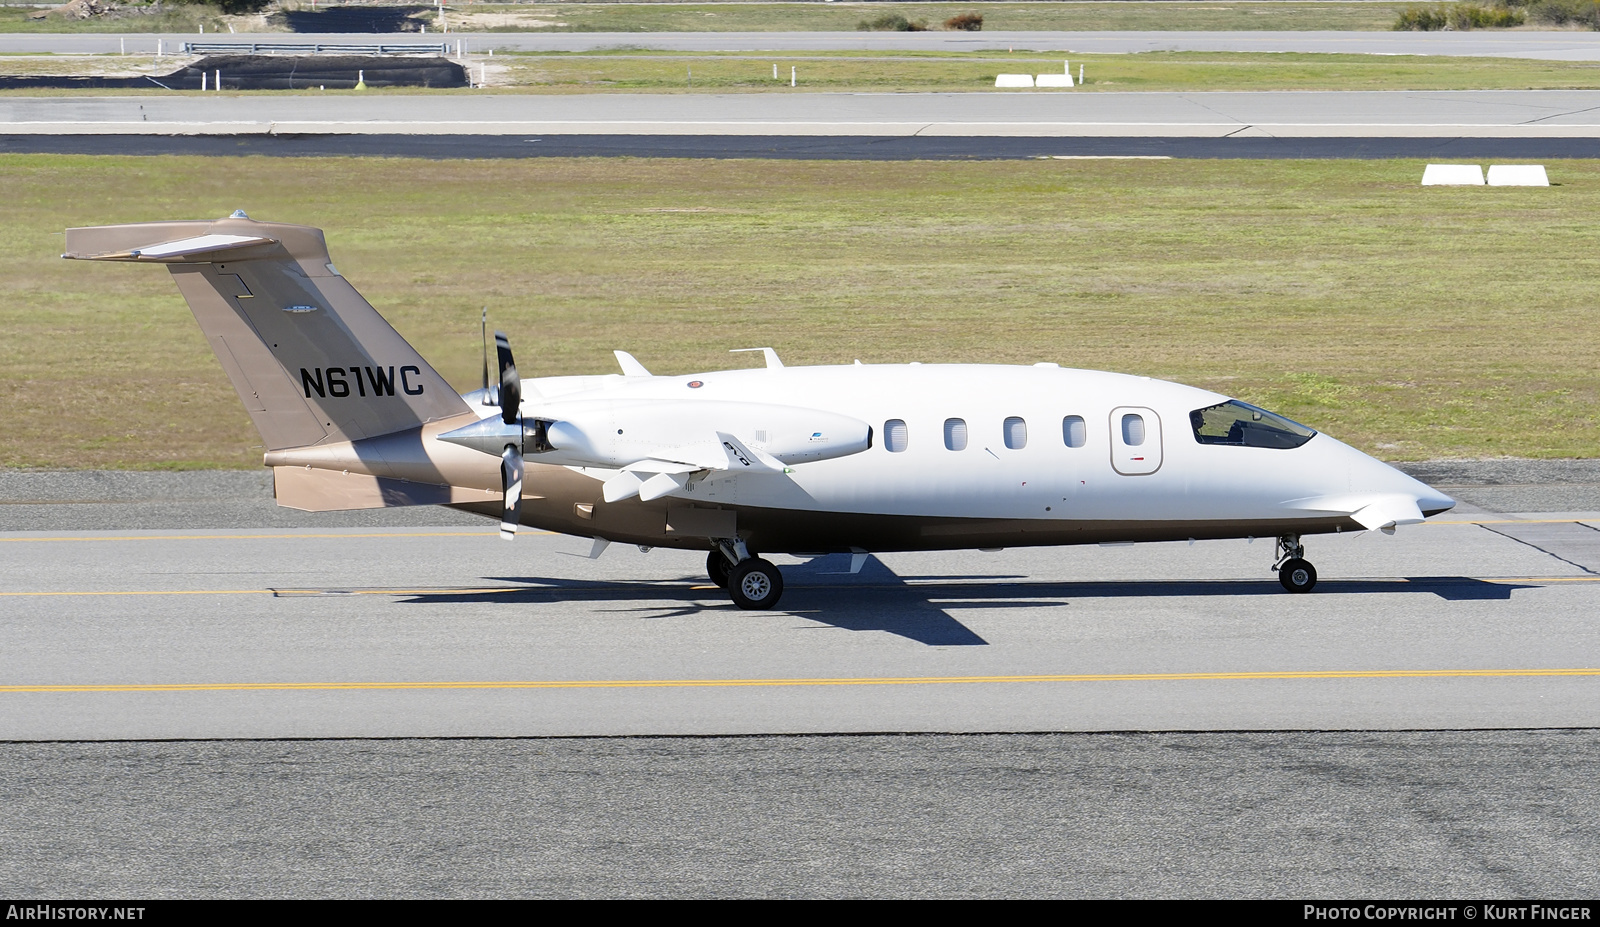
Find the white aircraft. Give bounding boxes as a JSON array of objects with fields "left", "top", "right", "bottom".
[{"left": 65, "top": 213, "right": 1454, "bottom": 609}]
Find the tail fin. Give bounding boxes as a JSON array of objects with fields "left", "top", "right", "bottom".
[{"left": 64, "top": 213, "right": 470, "bottom": 451}]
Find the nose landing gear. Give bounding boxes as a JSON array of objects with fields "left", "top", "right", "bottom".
[
  {"left": 1274, "top": 535, "right": 1317, "bottom": 594},
  {"left": 710, "top": 538, "right": 784, "bottom": 610}
]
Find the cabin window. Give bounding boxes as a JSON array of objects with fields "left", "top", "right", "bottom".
[
  {"left": 1063, "top": 415, "right": 1086, "bottom": 448},
  {"left": 1122, "top": 413, "right": 1146, "bottom": 447},
  {"left": 885, "top": 419, "right": 909, "bottom": 453},
  {"left": 1003, "top": 416, "right": 1027, "bottom": 450},
  {"left": 944, "top": 418, "right": 968, "bottom": 451},
  {"left": 1190, "top": 400, "right": 1316, "bottom": 449}
]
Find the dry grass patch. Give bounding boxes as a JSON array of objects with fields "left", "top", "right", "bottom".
[{"left": 1, "top": 154, "right": 1597, "bottom": 468}]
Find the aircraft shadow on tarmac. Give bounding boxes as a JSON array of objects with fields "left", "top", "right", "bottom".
[{"left": 387, "top": 555, "right": 1530, "bottom": 647}]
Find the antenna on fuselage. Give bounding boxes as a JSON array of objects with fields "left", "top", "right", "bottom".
[{"left": 480, "top": 307, "right": 497, "bottom": 405}]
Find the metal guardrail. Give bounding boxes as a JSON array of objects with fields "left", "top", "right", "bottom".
[{"left": 180, "top": 42, "right": 454, "bottom": 55}]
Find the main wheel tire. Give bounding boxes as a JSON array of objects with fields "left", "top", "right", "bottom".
[
  {"left": 707, "top": 550, "right": 731, "bottom": 589},
  {"left": 1279, "top": 557, "right": 1318, "bottom": 594},
  {"left": 728, "top": 558, "right": 784, "bottom": 610}
]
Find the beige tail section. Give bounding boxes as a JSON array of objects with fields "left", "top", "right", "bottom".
[{"left": 64, "top": 214, "right": 470, "bottom": 452}]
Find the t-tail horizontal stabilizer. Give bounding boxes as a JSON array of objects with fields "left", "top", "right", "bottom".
[{"left": 65, "top": 233, "right": 280, "bottom": 263}]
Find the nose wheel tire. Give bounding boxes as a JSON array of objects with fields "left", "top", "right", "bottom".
[
  {"left": 728, "top": 558, "right": 784, "bottom": 610},
  {"left": 1279, "top": 558, "right": 1317, "bottom": 594},
  {"left": 707, "top": 550, "right": 731, "bottom": 589}
]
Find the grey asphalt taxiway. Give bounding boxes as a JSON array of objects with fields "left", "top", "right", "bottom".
[
  {"left": 7, "top": 132, "right": 1600, "bottom": 160},
  {"left": 3, "top": 464, "right": 1599, "bottom": 741},
  {"left": 3, "top": 465, "right": 1599, "bottom": 896},
  {"left": 6, "top": 732, "right": 1599, "bottom": 897},
  {"left": 11, "top": 89, "right": 1600, "bottom": 138},
  {"left": 10, "top": 31, "right": 1600, "bottom": 159},
  {"left": 10, "top": 88, "right": 1600, "bottom": 159}
]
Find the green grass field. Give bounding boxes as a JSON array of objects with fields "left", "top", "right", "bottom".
[
  {"left": 0, "top": 2, "right": 1413, "bottom": 35},
  {"left": 487, "top": 50, "right": 1600, "bottom": 93},
  {"left": 2, "top": 154, "right": 1597, "bottom": 469},
  {"left": 10, "top": 50, "right": 1600, "bottom": 94}
]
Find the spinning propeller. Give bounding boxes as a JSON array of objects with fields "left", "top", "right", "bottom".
[
  {"left": 497, "top": 331, "right": 520, "bottom": 426},
  {"left": 442, "top": 324, "right": 552, "bottom": 540},
  {"left": 495, "top": 330, "right": 522, "bottom": 541}
]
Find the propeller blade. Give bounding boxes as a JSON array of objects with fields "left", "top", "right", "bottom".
[
  {"left": 480, "top": 307, "right": 492, "bottom": 399},
  {"left": 500, "top": 443, "right": 523, "bottom": 541},
  {"left": 495, "top": 330, "right": 520, "bottom": 425}
]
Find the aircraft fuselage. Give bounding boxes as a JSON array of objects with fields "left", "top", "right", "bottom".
[{"left": 442, "top": 362, "right": 1452, "bottom": 556}]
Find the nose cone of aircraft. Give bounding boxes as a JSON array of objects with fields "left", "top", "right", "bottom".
[
  {"left": 1415, "top": 485, "right": 1457, "bottom": 518},
  {"left": 1296, "top": 435, "right": 1455, "bottom": 527},
  {"left": 1408, "top": 473, "right": 1459, "bottom": 518},
  {"left": 1352, "top": 441, "right": 1456, "bottom": 517}
]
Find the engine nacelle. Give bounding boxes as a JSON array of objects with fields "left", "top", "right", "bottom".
[{"left": 538, "top": 400, "right": 871, "bottom": 470}]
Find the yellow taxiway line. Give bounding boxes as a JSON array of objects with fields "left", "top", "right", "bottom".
[
  {"left": 3, "top": 667, "right": 1598, "bottom": 695},
  {"left": 1427, "top": 518, "right": 1599, "bottom": 526}
]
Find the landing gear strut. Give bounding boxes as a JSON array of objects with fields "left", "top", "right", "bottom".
[
  {"left": 710, "top": 538, "right": 784, "bottom": 610},
  {"left": 1274, "top": 534, "right": 1317, "bottom": 594}
]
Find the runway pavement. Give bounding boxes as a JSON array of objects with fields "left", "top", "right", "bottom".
[
  {"left": 3, "top": 464, "right": 1598, "bottom": 741},
  {"left": 7, "top": 132, "right": 1598, "bottom": 159},
  {"left": 9, "top": 89, "right": 1600, "bottom": 139},
  {"left": 4, "top": 464, "right": 1598, "bottom": 896},
  {"left": 6, "top": 30, "right": 1600, "bottom": 60}
]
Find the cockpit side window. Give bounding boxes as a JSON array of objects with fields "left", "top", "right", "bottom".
[{"left": 1190, "top": 400, "right": 1316, "bottom": 449}]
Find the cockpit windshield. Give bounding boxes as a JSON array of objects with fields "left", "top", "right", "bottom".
[{"left": 1190, "top": 400, "right": 1316, "bottom": 449}]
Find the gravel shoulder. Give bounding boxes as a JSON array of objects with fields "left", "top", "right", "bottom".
[{"left": 4, "top": 732, "right": 1597, "bottom": 898}]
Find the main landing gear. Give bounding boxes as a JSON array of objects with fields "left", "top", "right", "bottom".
[
  {"left": 1274, "top": 534, "right": 1317, "bottom": 594},
  {"left": 706, "top": 550, "right": 731, "bottom": 589},
  {"left": 709, "top": 539, "right": 784, "bottom": 610}
]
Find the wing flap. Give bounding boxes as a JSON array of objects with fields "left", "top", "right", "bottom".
[
  {"left": 600, "top": 458, "right": 708, "bottom": 503},
  {"left": 597, "top": 436, "right": 790, "bottom": 503}
]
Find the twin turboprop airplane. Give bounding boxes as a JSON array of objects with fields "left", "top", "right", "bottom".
[{"left": 64, "top": 213, "right": 1455, "bottom": 610}]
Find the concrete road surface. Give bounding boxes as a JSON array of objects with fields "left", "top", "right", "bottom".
[
  {"left": 3, "top": 467, "right": 1599, "bottom": 740},
  {"left": 3, "top": 465, "right": 1598, "bottom": 896},
  {"left": 9, "top": 89, "right": 1600, "bottom": 138}
]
